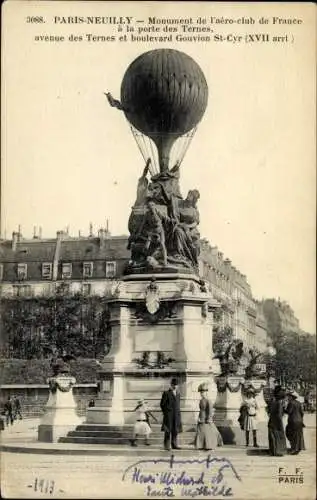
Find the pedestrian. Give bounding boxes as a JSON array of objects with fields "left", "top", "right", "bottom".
[
  {"left": 3, "top": 397, "right": 14, "bottom": 426},
  {"left": 13, "top": 396, "right": 23, "bottom": 420},
  {"left": 160, "top": 377, "right": 182, "bottom": 450},
  {"left": 194, "top": 382, "right": 223, "bottom": 451},
  {"left": 267, "top": 386, "right": 287, "bottom": 456},
  {"left": 240, "top": 388, "right": 259, "bottom": 447},
  {"left": 285, "top": 390, "right": 305, "bottom": 455},
  {"left": 88, "top": 399, "right": 95, "bottom": 408},
  {"left": 130, "top": 399, "right": 157, "bottom": 447},
  {"left": 0, "top": 410, "right": 5, "bottom": 432}
]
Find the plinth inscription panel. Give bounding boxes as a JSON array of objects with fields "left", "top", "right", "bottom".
[{"left": 133, "top": 324, "right": 175, "bottom": 353}]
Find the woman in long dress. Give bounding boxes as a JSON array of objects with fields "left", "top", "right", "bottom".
[
  {"left": 285, "top": 391, "right": 305, "bottom": 455},
  {"left": 267, "top": 386, "right": 287, "bottom": 456},
  {"left": 195, "top": 383, "right": 223, "bottom": 451},
  {"left": 240, "top": 388, "right": 259, "bottom": 447}
]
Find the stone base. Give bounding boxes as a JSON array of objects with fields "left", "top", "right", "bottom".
[
  {"left": 60, "top": 423, "right": 197, "bottom": 446},
  {"left": 86, "top": 371, "right": 217, "bottom": 426},
  {"left": 37, "top": 378, "right": 83, "bottom": 443},
  {"left": 38, "top": 423, "right": 82, "bottom": 443}
]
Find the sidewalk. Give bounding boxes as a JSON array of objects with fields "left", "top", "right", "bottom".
[
  {"left": 0, "top": 418, "right": 243, "bottom": 456},
  {"left": 1, "top": 416, "right": 315, "bottom": 457}
]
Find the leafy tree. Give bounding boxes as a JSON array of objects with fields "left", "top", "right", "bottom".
[
  {"left": 270, "top": 330, "right": 316, "bottom": 390},
  {"left": 0, "top": 292, "right": 111, "bottom": 360},
  {"left": 212, "top": 326, "right": 233, "bottom": 354}
]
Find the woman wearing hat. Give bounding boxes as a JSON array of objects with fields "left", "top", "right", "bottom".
[
  {"left": 240, "top": 387, "right": 259, "bottom": 447},
  {"left": 267, "top": 386, "right": 287, "bottom": 456},
  {"left": 194, "top": 383, "right": 223, "bottom": 451},
  {"left": 285, "top": 391, "right": 305, "bottom": 455}
]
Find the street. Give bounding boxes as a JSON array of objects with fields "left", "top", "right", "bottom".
[{"left": 1, "top": 416, "right": 316, "bottom": 499}]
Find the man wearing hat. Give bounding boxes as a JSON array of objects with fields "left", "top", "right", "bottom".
[{"left": 160, "top": 378, "right": 182, "bottom": 450}]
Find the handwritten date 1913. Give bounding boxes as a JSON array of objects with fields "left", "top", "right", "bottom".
[{"left": 29, "top": 478, "right": 55, "bottom": 494}]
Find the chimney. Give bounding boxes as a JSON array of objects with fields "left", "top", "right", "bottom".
[
  {"left": 33, "top": 226, "right": 37, "bottom": 239},
  {"left": 39, "top": 226, "right": 42, "bottom": 239},
  {"left": 89, "top": 222, "right": 93, "bottom": 237},
  {"left": 98, "top": 228, "right": 106, "bottom": 248},
  {"left": 53, "top": 231, "right": 63, "bottom": 280},
  {"left": 12, "top": 231, "right": 19, "bottom": 251},
  {"left": 105, "top": 219, "right": 111, "bottom": 238}
]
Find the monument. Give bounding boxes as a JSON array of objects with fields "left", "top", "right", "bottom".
[{"left": 61, "top": 49, "right": 219, "bottom": 445}]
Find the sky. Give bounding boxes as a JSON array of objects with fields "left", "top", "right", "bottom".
[{"left": 1, "top": 2, "right": 316, "bottom": 333}]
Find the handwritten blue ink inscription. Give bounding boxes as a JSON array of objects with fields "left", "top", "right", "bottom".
[{"left": 122, "top": 455, "right": 241, "bottom": 497}]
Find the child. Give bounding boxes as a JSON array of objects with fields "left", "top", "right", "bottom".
[
  {"left": 240, "top": 388, "right": 259, "bottom": 447},
  {"left": 130, "top": 399, "right": 157, "bottom": 447}
]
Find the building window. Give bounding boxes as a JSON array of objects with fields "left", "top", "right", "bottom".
[
  {"left": 17, "top": 263, "right": 27, "bottom": 280},
  {"left": 83, "top": 262, "right": 93, "bottom": 278},
  {"left": 82, "top": 283, "right": 91, "bottom": 296},
  {"left": 0, "top": 264, "right": 3, "bottom": 281},
  {"left": 62, "top": 263, "right": 72, "bottom": 279},
  {"left": 42, "top": 263, "right": 52, "bottom": 279},
  {"left": 106, "top": 261, "right": 116, "bottom": 278},
  {"left": 13, "top": 285, "right": 32, "bottom": 297}
]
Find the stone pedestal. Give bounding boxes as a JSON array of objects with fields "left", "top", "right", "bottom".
[
  {"left": 38, "top": 375, "right": 83, "bottom": 443},
  {"left": 86, "top": 273, "right": 218, "bottom": 427},
  {"left": 214, "top": 375, "right": 245, "bottom": 445}
]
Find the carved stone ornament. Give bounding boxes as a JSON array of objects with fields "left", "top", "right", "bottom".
[
  {"left": 145, "top": 278, "right": 160, "bottom": 314},
  {"left": 48, "top": 375, "right": 76, "bottom": 394},
  {"left": 134, "top": 301, "right": 177, "bottom": 324},
  {"left": 133, "top": 351, "right": 176, "bottom": 369},
  {"left": 202, "top": 301, "right": 208, "bottom": 318},
  {"left": 216, "top": 375, "right": 245, "bottom": 393},
  {"left": 243, "top": 379, "right": 266, "bottom": 395}
]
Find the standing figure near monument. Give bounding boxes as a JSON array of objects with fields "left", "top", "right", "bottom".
[
  {"left": 160, "top": 378, "right": 182, "bottom": 451},
  {"left": 267, "top": 386, "right": 287, "bottom": 456},
  {"left": 13, "top": 396, "right": 23, "bottom": 420},
  {"left": 240, "top": 388, "right": 259, "bottom": 447},
  {"left": 194, "top": 383, "right": 223, "bottom": 451},
  {"left": 285, "top": 390, "right": 305, "bottom": 455},
  {"left": 3, "top": 397, "right": 14, "bottom": 426}
]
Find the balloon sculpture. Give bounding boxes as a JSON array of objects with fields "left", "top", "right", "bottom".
[{"left": 105, "top": 49, "right": 209, "bottom": 273}]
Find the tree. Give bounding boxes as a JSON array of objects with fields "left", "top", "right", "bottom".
[
  {"left": 212, "top": 326, "right": 233, "bottom": 354},
  {"left": 272, "top": 331, "right": 316, "bottom": 390},
  {"left": 0, "top": 292, "right": 112, "bottom": 360}
]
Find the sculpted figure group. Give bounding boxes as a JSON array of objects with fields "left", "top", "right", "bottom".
[{"left": 127, "top": 159, "right": 201, "bottom": 272}]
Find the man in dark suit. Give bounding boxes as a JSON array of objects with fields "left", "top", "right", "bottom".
[{"left": 160, "top": 377, "right": 183, "bottom": 450}]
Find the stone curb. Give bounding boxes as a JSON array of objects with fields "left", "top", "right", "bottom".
[{"left": 0, "top": 442, "right": 251, "bottom": 456}]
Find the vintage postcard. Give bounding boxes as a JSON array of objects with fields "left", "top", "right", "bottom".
[{"left": 1, "top": 1, "right": 316, "bottom": 499}]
